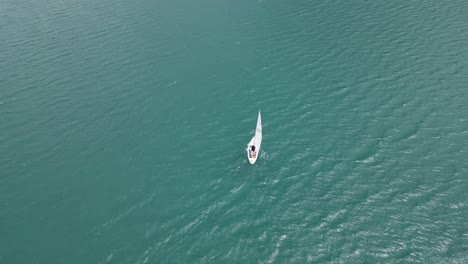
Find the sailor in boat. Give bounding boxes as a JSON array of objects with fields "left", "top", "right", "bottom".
[{"left": 248, "top": 145, "right": 256, "bottom": 158}]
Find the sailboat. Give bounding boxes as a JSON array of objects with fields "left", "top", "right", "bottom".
[{"left": 246, "top": 111, "right": 262, "bottom": 164}]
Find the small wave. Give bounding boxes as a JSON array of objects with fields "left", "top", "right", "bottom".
[{"left": 266, "top": 235, "right": 287, "bottom": 264}]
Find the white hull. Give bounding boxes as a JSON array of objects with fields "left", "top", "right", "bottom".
[{"left": 246, "top": 111, "right": 262, "bottom": 164}]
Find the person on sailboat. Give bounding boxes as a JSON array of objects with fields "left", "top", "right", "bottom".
[{"left": 248, "top": 145, "right": 256, "bottom": 158}]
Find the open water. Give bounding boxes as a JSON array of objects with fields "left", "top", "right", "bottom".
[{"left": 1, "top": 0, "right": 467, "bottom": 263}]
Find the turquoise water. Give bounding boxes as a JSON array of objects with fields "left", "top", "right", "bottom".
[{"left": 1, "top": 0, "right": 467, "bottom": 263}]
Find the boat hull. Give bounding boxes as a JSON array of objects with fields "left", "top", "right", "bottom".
[
  {"left": 247, "top": 136, "right": 260, "bottom": 164},
  {"left": 246, "top": 111, "right": 262, "bottom": 164}
]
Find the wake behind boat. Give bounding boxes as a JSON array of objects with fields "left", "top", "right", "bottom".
[{"left": 246, "top": 111, "right": 262, "bottom": 164}]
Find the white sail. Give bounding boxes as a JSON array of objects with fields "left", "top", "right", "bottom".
[
  {"left": 256, "top": 111, "right": 262, "bottom": 133},
  {"left": 254, "top": 111, "right": 262, "bottom": 148}
]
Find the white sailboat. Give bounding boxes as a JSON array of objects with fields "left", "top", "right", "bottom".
[{"left": 246, "top": 111, "right": 262, "bottom": 164}]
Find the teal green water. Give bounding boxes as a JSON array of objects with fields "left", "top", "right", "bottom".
[{"left": 1, "top": 0, "right": 467, "bottom": 263}]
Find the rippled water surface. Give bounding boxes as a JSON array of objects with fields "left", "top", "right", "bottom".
[{"left": 1, "top": 0, "right": 467, "bottom": 263}]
